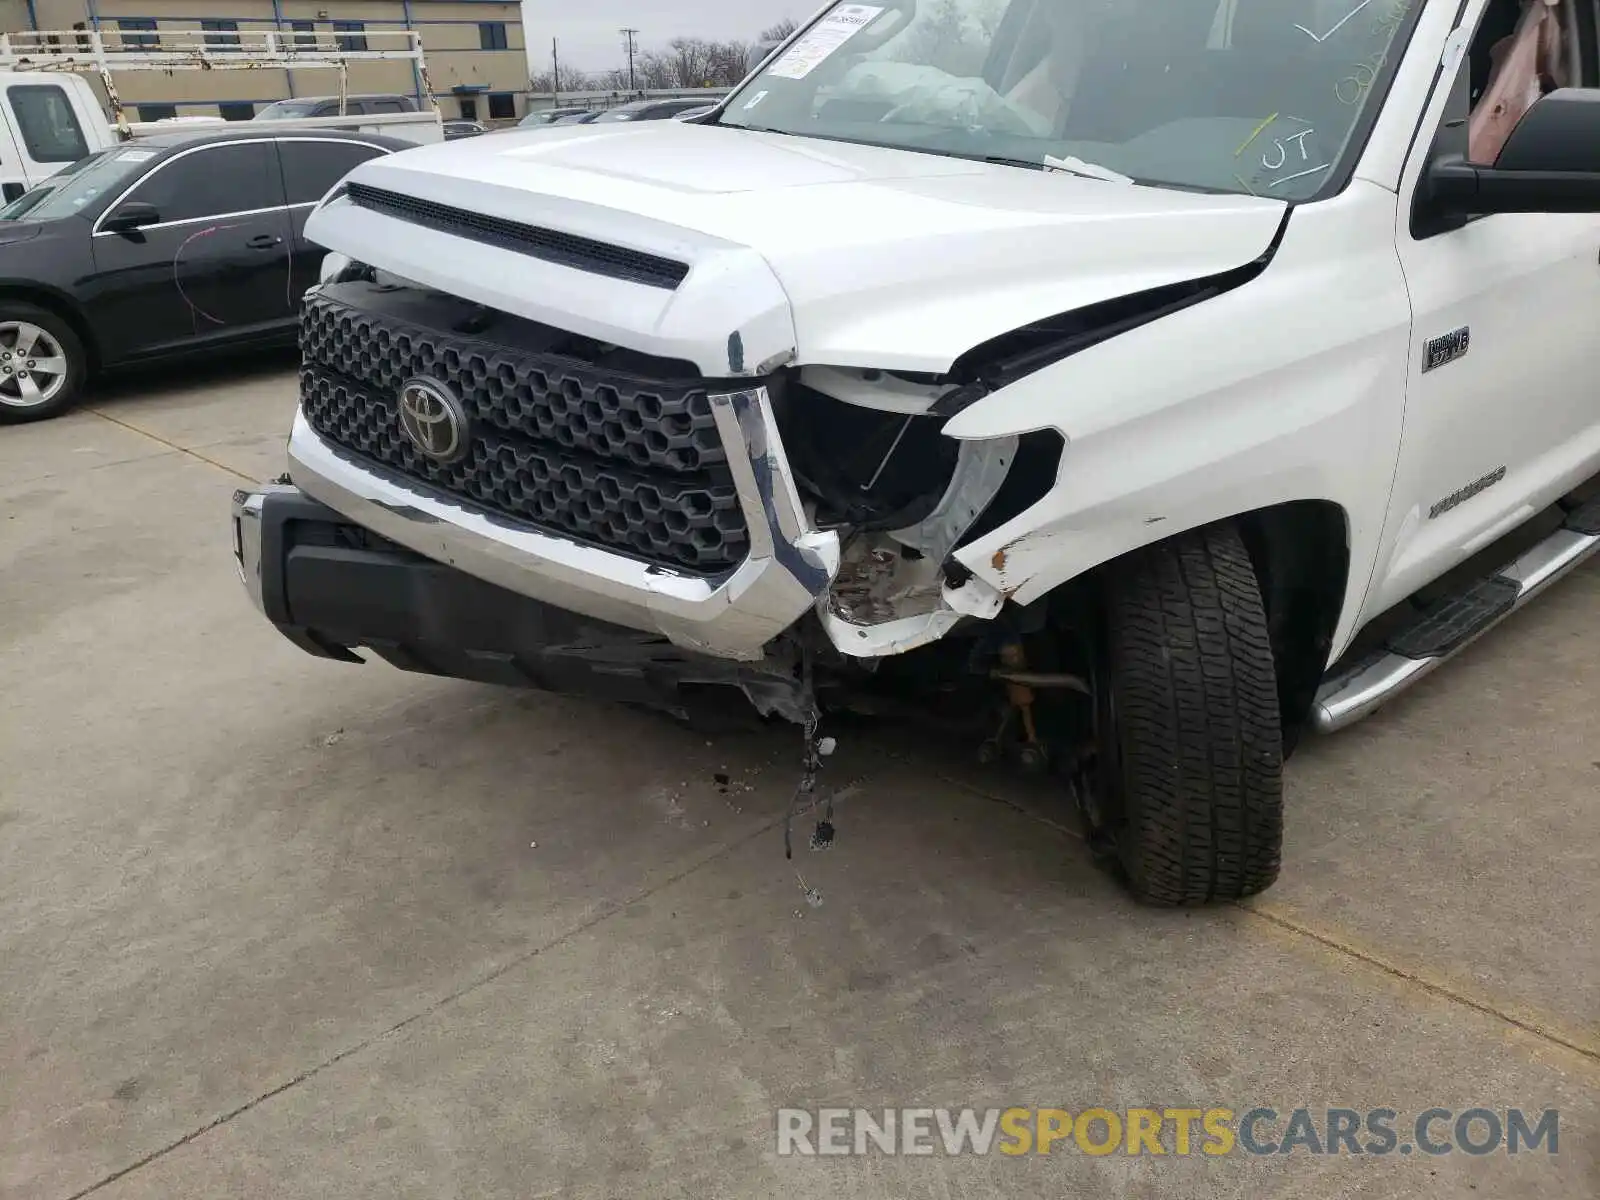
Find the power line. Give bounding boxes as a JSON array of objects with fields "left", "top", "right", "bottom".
[{"left": 620, "top": 27, "right": 638, "bottom": 91}]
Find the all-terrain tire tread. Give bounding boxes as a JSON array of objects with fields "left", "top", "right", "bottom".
[{"left": 1107, "top": 522, "right": 1284, "bottom": 906}]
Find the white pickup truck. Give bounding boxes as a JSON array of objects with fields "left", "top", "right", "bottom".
[
  {"left": 0, "top": 29, "right": 442, "bottom": 202},
  {"left": 235, "top": 0, "right": 1600, "bottom": 906}
]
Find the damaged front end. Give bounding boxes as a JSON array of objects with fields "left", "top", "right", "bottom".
[
  {"left": 776, "top": 367, "right": 1064, "bottom": 659},
  {"left": 775, "top": 263, "right": 1270, "bottom": 659}
]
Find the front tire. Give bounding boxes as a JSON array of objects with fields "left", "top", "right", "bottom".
[
  {"left": 1099, "top": 521, "right": 1284, "bottom": 906},
  {"left": 0, "top": 304, "right": 87, "bottom": 425}
]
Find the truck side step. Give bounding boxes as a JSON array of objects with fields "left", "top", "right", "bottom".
[
  {"left": 1383, "top": 575, "right": 1518, "bottom": 660},
  {"left": 1564, "top": 492, "right": 1600, "bottom": 535},
  {"left": 1312, "top": 503, "right": 1600, "bottom": 733}
]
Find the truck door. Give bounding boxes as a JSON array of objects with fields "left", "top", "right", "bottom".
[
  {"left": 88, "top": 139, "right": 295, "bottom": 361},
  {"left": 0, "top": 81, "right": 92, "bottom": 200},
  {"left": 1369, "top": 0, "right": 1600, "bottom": 614}
]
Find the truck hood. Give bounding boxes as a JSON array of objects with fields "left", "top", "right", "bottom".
[{"left": 322, "top": 122, "right": 1289, "bottom": 375}]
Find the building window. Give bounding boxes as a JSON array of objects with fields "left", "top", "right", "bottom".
[
  {"left": 478, "top": 22, "right": 507, "bottom": 50},
  {"left": 288, "top": 20, "right": 316, "bottom": 48},
  {"left": 116, "top": 18, "right": 159, "bottom": 50},
  {"left": 458, "top": 97, "right": 477, "bottom": 120},
  {"left": 332, "top": 21, "right": 366, "bottom": 52},
  {"left": 201, "top": 20, "right": 240, "bottom": 49},
  {"left": 487, "top": 92, "right": 514, "bottom": 119},
  {"left": 219, "top": 102, "right": 254, "bottom": 121},
  {"left": 139, "top": 103, "right": 178, "bottom": 121}
]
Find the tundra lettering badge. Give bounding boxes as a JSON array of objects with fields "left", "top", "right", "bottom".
[
  {"left": 1429, "top": 465, "right": 1507, "bottom": 520},
  {"left": 397, "top": 377, "right": 470, "bottom": 464},
  {"left": 1422, "top": 326, "right": 1470, "bottom": 373}
]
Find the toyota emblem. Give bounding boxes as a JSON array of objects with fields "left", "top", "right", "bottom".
[{"left": 397, "top": 377, "right": 470, "bottom": 464}]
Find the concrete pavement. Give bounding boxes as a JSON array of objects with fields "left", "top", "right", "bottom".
[{"left": 1, "top": 361, "right": 1595, "bottom": 1198}]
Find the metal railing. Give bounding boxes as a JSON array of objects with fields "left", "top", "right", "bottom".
[
  {"left": 527, "top": 86, "right": 731, "bottom": 111},
  {"left": 0, "top": 28, "right": 438, "bottom": 133}
]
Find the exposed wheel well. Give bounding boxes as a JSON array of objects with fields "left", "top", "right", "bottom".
[
  {"left": 1235, "top": 501, "right": 1350, "bottom": 754},
  {"left": 1062, "top": 503, "right": 1349, "bottom": 756},
  {"left": 0, "top": 286, "right": 100, "bottom": 372}
]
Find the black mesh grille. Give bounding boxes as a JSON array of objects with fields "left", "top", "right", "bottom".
[
  {"left": 342, "top": 183, "right": 690, "bottom": 290},
  {"left": 300, "top": 294, "right": 749, "bottom": 574}
]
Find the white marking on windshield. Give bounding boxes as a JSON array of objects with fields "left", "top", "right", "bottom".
[
  {"left": 1269, "top": 163, "right": 1330, "bottom": 187},
  {"left": 1261, "top": 127, "right": 1315, "bottom": 171},
  {"left": 1295, "top": 0, "right": 1374, "bottom": 43}
]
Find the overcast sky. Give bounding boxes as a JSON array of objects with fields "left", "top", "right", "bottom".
[{"left": 520, "top": 0, "right": 817, "bottom": 74}]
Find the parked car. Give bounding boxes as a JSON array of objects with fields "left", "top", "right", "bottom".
[
  {"left": 518, "top": 107, "right": 593, "bottom": 128},
  {"left": 590, "top": 98, "right": 721, "bottom": 123},
  {"left": 0, "top": 127, "right": 408, "bottom": 423},
  {"left": 552, "top": 112, "right": 599, "bottom": 126},
  {"left": 443, "top": 120, "right": 487, "bottom": 140},
  {"left": 255, "top": 95, "right": 419, "bottom": 120}
]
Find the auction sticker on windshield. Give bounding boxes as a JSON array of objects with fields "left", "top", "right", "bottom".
[{"left": 766, "top": 4, "right": 884, "bottom": 80}]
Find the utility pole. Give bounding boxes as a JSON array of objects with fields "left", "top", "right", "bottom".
[
  {"left": 551, "top": 37, "right": 559, "bottom": 103},
  {"left": 620, "top": 27, "right": 638, "bottom": 92}
]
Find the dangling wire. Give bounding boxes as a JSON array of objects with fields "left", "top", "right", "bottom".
[{"left": 783, "top": 646, "right": 835, "bottom": 858}]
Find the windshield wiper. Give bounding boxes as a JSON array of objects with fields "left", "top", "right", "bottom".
[
  {"left": 979, "top": 153, "right": 1134, "bottom": 184},
  {"left": 1042, "top": 154, "right": 1135, "bottom": 184},
  {"left": 733, "top": 129, "right": 1139, "bottom": 186}
]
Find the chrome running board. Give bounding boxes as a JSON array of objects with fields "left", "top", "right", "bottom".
[{"left": 1312, "top": 495, "right": 1600, "bottom": 734}]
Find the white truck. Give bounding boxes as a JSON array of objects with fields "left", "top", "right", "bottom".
[
  {"left": 234, "top": 0, "right": 1600, "bottom": 905},
  {"left": 0, "top": 28, "right": 442, "bottom": 202}
]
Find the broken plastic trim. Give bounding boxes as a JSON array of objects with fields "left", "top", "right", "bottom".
[
  {"left": 930, "top": 207, "right": 1295, "bottom": 418},
  {"left": 323, "top": 255, "right": 376, "bottom": 286},
  {"left": 891, "top": 435, "right": 1020, "bottom": 562}
]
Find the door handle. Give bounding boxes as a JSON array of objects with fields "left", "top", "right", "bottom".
[{"left": 246, "top": 234, "right": 283, "bottom": 249}]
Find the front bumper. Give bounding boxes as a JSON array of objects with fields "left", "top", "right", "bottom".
[
  {"left": 281, "top": 384, "right": 841, "bottom": 662},
  {"left": 232, "top": 483, "right": 804, "bottom": 711}
]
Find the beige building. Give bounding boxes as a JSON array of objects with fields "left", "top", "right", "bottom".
[{"left": 0, "top": 0, "right": 528, "bottom": 121}]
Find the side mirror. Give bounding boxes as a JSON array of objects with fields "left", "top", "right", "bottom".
[
  {"left": 102, "top": 201, "right": 161, "bottom": 233},
  {"left": 1426, "top": 89, "right": 1600, "bottom": 215}
]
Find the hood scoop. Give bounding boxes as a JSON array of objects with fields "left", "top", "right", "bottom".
[{"left": 342, "top": 182, "right": 690, "bottom": 290}]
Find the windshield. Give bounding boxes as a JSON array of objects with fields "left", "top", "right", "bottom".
[
  {"left": 718, "top": 0, "right": 1420, "bottom": 200},
  {"left": 256, "top": 99, "right": 321, "bottom": 120},
  {"left": 0, "top": 147, "right": 155, "bottom": 222}
]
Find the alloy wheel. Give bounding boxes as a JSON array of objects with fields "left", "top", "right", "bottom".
[{"left": 0, "top": 322, "right": 69, "bottom": 408}]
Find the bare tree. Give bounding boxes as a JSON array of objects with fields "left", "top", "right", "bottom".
[
  {"left": 636, "top": 49, "right": 676, "bottom": 89},
  {"left": 578, "top": 26, "right": 791, "bottom": 93},
  {"left": 667, "top": 36, "right": 715, "bottom": 88},
  {"left": 758, "top": 17, "right": 799, "bottom": 42},
  {"left": 706, "top": 39, "right": 752, "bottom": 86},
  {"left": 529, "top": 67, "right": 597, "bottom": 94}
]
